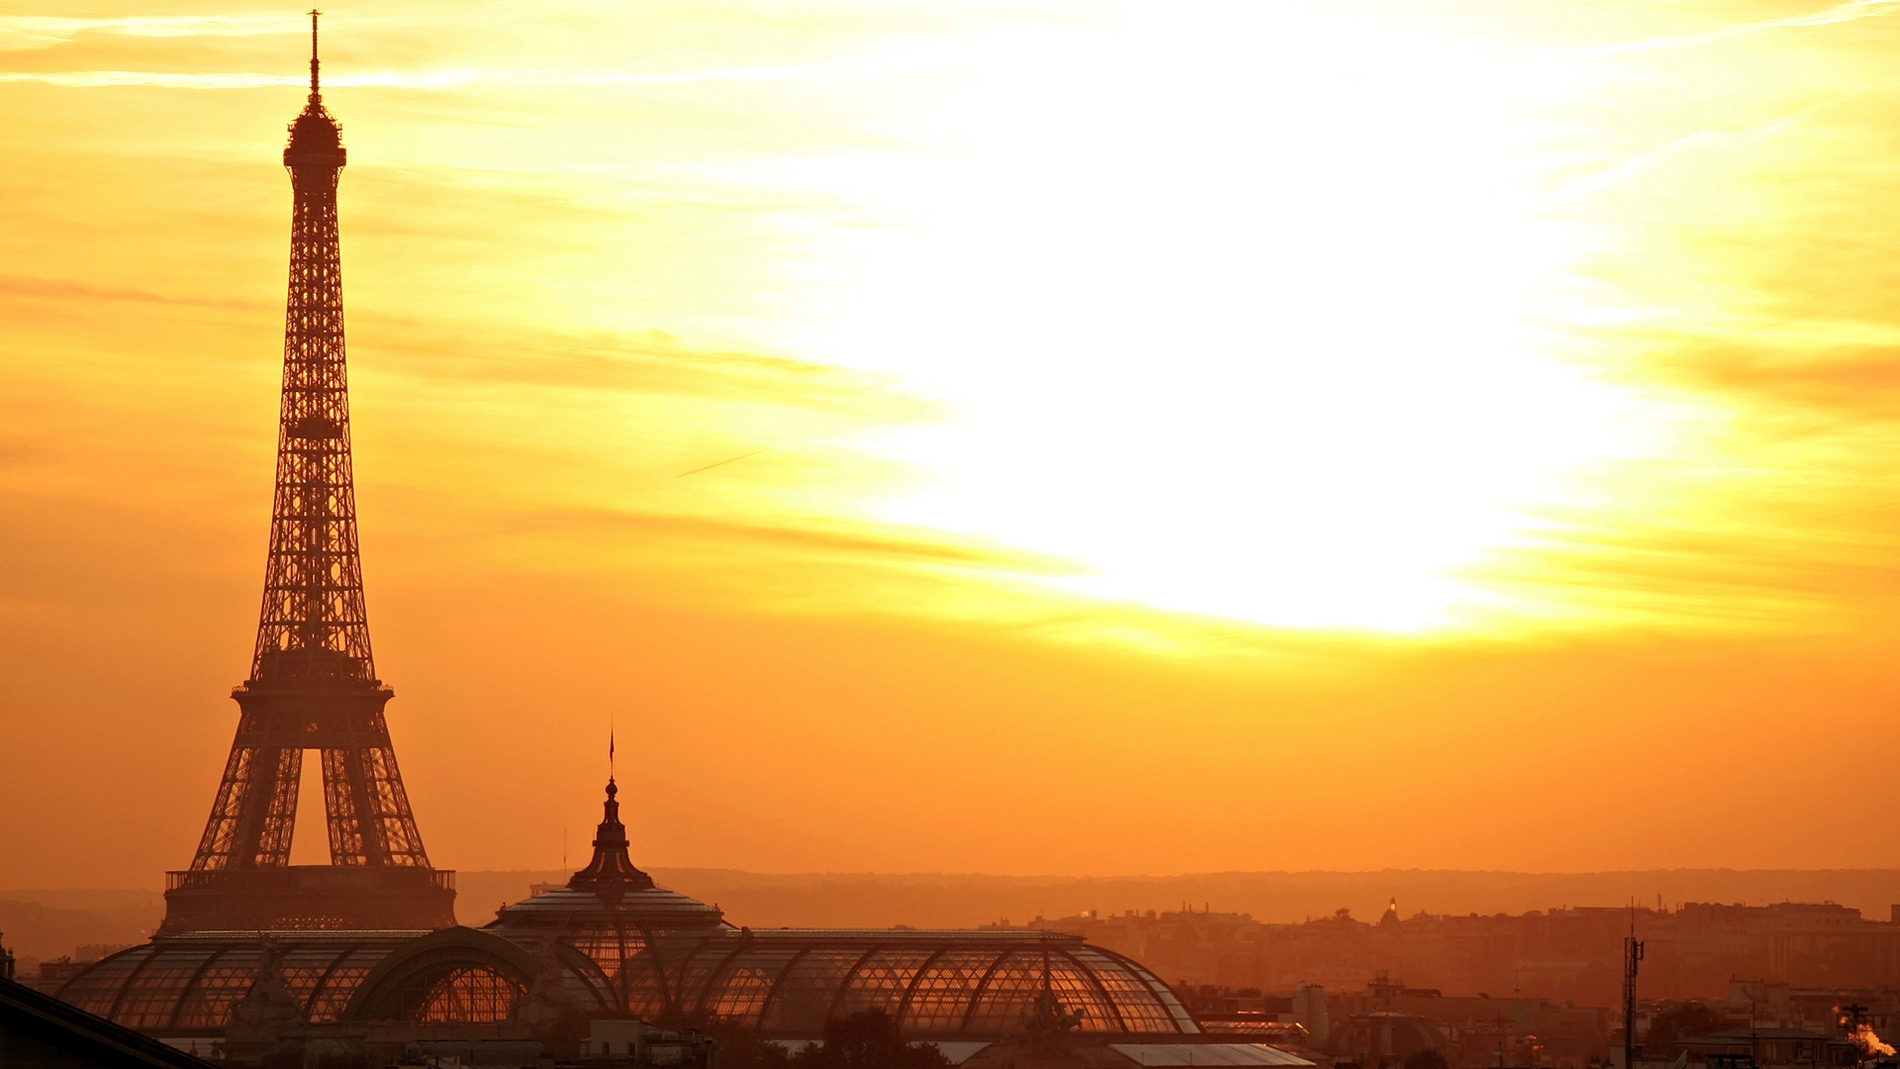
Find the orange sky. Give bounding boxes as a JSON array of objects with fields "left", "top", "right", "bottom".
[{"left": 6, "top": 0, "right": 1900, "bottom": 889}]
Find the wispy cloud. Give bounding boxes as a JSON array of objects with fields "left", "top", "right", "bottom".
[
  {"left": 1548, "top": 97, "right": 1852, "bottom": 201},
  {"left": 0, "top": 64, "right": 849, "bottom": 91},
  {"left": 536, "top": 507, "right": 1080, "bottom": 574},
  {"left": 0, "top": 13, "right": 293, "bottom": 52},
  {"left": 359, "top": 319, "right": 930, "bottom": 416},
  {"left": 0, "top": 273, "right": 264, "bottom": 310},
  {"left": 0, "top": 70, "right": 293, "bottom": 89},
  {"left": 1584, "top": 0, "right": 1900, "bottom": 55}
]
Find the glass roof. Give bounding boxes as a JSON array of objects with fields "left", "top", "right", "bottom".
[
  {"left": 61, "top": 926, "right": 1197, "bottom": 1040},
  {"left": 57, "top": 933, "right": 420, "bottom": 1035},
  {"left": 541, "top": 928, "right": 1199, "bottom": 1039}
]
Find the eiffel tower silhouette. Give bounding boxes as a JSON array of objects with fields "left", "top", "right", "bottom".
[{"left": 160, "top": 13, "right": 454, "bottom": 934}]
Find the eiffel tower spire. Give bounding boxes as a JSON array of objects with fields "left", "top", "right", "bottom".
[
  {"left": 308, "top": 7, "right": 321, "bottom": 102},
  {"left": 162, "top": 15, "right": 453, "bottom": 933}
]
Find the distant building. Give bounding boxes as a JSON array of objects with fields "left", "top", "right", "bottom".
[
  {"left": 1678, "top": 1028, "right": 1861, "bottom": 1069},
  {"left": 1333, "top": 1007, "right": 1440, "bottom": 1065},
  {"left": 1149, "top": 975, "right": 1609, "bottom": 1069},
  {"left": 582, "top": 1019, "right": 717, "bottom": 1066},
  {"left": 12, "top": 943, "right": 138, "bottom": 997},
  {"left": 33, "top": 957, "right": 91, "bottom": 993},
  {"left": 1023, "top": 902, "right": 1900, "bottom": 1006}
]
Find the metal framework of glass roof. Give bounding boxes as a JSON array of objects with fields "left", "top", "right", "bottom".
[{"left": 58, "top": 926, "right": 1198, "bottom": 1040}]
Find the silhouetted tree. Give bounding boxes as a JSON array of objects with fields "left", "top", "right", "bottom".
[
  {"left": 653, "top": 1009, "right": 794, "bottom": 1069},
  {"left": 1643, "top": 1003, "right": 1733, "bottom": 1057},
  {"left": 792, "top": 1009, "right": 951, "bottom": 1069},
  {"left": 1403, "top": 1048, "right": 1451, "bottom": 1069},
  {"left": 718, "top": 1023, "right": 796, "bottom": 1069}
]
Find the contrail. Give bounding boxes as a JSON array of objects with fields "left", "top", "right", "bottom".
[{"left": 675, "top": 450, "right": 767, "bottom": 479}]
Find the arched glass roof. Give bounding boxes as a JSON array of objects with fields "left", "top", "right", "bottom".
[
  {"left": 57, "top": 933, "right": 420, "bottom": 1035},
  {"left": 510, "top": 927, "right": 1198, "bottom": 1039},
  {"left": 61, "top": 927, "right": 1196, "bottom": 1040}
]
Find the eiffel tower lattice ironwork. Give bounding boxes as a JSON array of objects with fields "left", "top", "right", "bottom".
[{"left": 161, "top": 12, "right": 454, "bottom": 934}]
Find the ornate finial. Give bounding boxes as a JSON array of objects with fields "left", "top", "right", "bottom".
[
  {"left": 567, "top": 775, "right": 655, "bottom": 898},
  {"left": 308, "top": 10, "right": 321, "bottom": 102}
]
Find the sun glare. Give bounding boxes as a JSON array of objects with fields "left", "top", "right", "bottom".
[
  {"left": 6, "top": 0, "right": 1841, "bottom": 643},
  {"left": 729, "top": 4, "right": 1667, "bottom": 631}
]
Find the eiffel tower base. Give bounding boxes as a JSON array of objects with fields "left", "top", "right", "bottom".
[{"left": 159, "top": 866, "right": 456, "bottom": 934}]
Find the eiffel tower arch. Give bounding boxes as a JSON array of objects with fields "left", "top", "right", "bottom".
[{"left": 159, "top": 13, "right": 454, "bottom": 935}]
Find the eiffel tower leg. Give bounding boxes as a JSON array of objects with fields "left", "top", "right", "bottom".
[
  {"left": 190, "top": 744, "right": 251, "bottom": 869},
  {"left": 361, "top": 744, "right": 429, "bottom": 865},
  {"left": 321, "top": 747, "right": 380, "bottom": 865},
  {"left": 250, "top": 746, "right": 302, "bottom": 866},
  {"left": 319, "top": 743, "right": 430, "bottom": 866},
  {"left": 191, "top": 744, "right": 301, "bottom": 870}
]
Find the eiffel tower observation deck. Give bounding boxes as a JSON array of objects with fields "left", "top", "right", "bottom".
[{"left": 160, "top": 13, "right": 454, "bottom": 935}]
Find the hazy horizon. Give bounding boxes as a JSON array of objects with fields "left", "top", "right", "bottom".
[{"left": 16, "top": 865, "right": 1900, "bottom": 927}]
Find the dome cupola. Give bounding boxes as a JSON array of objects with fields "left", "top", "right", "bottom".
[{"left": 489, "top": 775, "right": 726, "bottom": 931}]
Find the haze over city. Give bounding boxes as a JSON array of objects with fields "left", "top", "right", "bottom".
[{"left": 7, "top": 0, "right": 1900, "bottom": 923}]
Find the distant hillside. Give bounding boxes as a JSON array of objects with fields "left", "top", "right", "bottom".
[
  {"left": 458, "top": 868, "right": 1900, "bottom": 930},
  {"left": 12, "top": 870, "right": 1900, "bottom": 967},
  {"left": 0, "top": 890, "right": 162, "bottom": 965}
]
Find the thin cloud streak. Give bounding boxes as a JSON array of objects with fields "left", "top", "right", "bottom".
[
  {"left": 523, "top": 507, "right": 1083, "bottom": 575},
  {"left": 0, "top": 14, "right": 292, "bottom": 51},
  {"left": 0, "top": 64, "right": 857, "bottom": 91},
  {"left": 0, "top": 273, "right": 266, "bottom": 310},
  {"left": 1546, "top": 97, "right": 1852, "bottom": 202},
  {"left": 1580, "top": 0, "right": 1900, "bottom": 56}
]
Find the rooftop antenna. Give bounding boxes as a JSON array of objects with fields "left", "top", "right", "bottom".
[
  {"left": 1041, "top": 929, "right": 1052, "bottom": 991},
  {"left": 1623, "top": 902, "right": 1645, "bottom": 1069},
  {"left": 307, "top": 10, "right": 321, "bottom": 102}
]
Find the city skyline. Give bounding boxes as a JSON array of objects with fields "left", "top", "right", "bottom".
[{"left": 7, "top": 0, "right": 1900, "bottom": 889}]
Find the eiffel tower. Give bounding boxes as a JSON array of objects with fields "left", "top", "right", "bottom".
[{"left": 160, "top": 13, "right": 455, "bottom": 934}]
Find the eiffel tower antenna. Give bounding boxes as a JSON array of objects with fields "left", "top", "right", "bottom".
[
  {"left": 308, "top": 10, "right": 321, "bottom": 101},
  {"left": 160, "top": 20, "right": 454, "bottom": 934},
  {"left": 1622, "top": 901, "right": 1644, "bottom": 1069}
]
